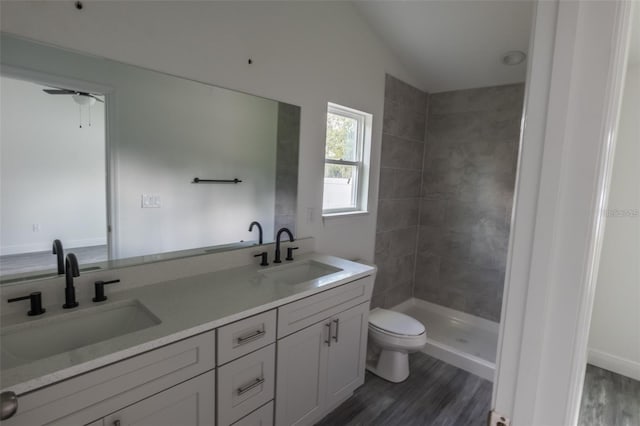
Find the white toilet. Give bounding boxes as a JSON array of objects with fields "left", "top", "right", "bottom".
[{"left": 366, "top": 308, "right": 427, "bottom": 383}]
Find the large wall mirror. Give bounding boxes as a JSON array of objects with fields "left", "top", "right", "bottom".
[{"left": 0, "top": 34, "right": 300, "bottom": 284}]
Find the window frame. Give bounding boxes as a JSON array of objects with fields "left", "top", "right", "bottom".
[{"left": 322, "top": 103, "right": 371, "bottom": 216}]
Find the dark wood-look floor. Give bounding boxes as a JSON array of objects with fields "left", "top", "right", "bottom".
[
  {"left": 579, "top": 364, "right": 640, "bottom": 426},
  {"left": 316, "top": 352, "right": 492, "bottom": 426}
]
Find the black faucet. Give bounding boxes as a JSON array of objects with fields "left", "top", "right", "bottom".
[
  {"left": 274, "top": 227, "right": 294, "bottom": 263},
  {"left": 63, "top": 253, "right": 80, "bottom": 309},
  {"left": 248, "top": 221, "right": 263, "bottom": 245},
  {"left": 52, "top": 239, "right": 64, "bottom": 275}
]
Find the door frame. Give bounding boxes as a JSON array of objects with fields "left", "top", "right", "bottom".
[
  {"left": 492, "top": 1, "right": 635, "bottom": 425},
  {"left": 0, "top": 65, "right": 116, "bottom": 262}
]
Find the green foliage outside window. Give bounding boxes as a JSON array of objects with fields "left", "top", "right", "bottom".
[{"left": 325, "top": 113, "right": 356, "bottom": 178}]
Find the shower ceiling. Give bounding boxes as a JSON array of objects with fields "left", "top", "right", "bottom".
[{"left": 353, "top": 0, "right": 534, "bottom": 93}]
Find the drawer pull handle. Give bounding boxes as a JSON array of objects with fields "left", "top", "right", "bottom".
[
  {"left": 333, "top": 318, "right": 340, "bottom": 342},
  {"left": 0, "top": 391, "right": 18, "bottom": 420},
  {"left": 237, "top": 329, "right": 266, "bottom": 345},
  {"left": 237, "top": 377, "right": 265, "bottom": 395},
  {"left": 325, "top": 323, "right": 332, "bottom": 347},
  {"left": 113, "top": 420, "right": 121, "bottom": 426}
]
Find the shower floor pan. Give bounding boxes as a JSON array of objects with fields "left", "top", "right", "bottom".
[{"left": 393, "top": 298, "right": 499, "bottom": 381}]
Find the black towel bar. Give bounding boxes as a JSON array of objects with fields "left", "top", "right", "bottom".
[{"left": 192, "top": 177, "right": 242, "bottom": 184}]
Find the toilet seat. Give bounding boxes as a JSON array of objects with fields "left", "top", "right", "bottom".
[
  {"left": 369, "top": 323, "right": 425, "bottom": 340},
  {"left": 368, "top": 308, "right": 425, "bottom": 336}
]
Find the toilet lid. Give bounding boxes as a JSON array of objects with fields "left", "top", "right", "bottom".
[{"left": 369, "top": 309, "right": 425, "bottom": 336}]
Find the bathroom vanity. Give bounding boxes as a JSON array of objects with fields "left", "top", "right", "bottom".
[
  {"left": 0, "top": 251, "right": 375, "bottom": 426},
  {"left": 0, "top": 32, "right": 375, "bottom": 426}
]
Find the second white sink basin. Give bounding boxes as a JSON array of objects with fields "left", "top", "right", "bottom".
[
  {"left": 1, "top": 299, "right": 160, "bottom": 370},
  {"left": 260, "top": 260, "right": 343, "bottom": 285}
]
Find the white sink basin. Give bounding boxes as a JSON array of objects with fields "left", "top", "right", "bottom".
[
  {"left": 1, "top": 299, "right": 160, "bottom": 370},
  {"left": 260, "top": 260, "right": 343, "bottom": 285}
]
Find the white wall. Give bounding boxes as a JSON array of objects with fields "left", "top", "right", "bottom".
[
  {"left": 0, "top": 76, "right": 106, "bottom": 254},
  {"left": 588, "top": 63, "right": 640, "bottom": 380},
  {"left": 109, "top": 71, "right": 278, "bottom": 258},
  {"left": 0, "top": 1, "right": 423, "bottom": 262}
]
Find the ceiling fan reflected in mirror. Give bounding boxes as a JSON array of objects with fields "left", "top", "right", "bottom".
[
  {"left": 43, "top": 88, "right": 104, "bottom": 128},
  {"left": 43, "top": 88, "right": 104, "bottom": 105}
]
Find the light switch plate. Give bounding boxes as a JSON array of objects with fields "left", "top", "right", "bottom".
[{"left": 141, "top": 194, "right": 161, "bottom": 208}]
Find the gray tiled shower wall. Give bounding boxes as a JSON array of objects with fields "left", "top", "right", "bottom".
[
  {"left": 372, "top": 75, "right": 428, "bottom": 309},
  {"left": 373, "top": 75, "right": 524, "bottom": 323},
  {"left": 274, "top": 103, "right": 300, "bottom": 236}
]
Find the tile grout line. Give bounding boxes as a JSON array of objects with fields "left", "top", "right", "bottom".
[{"left": 412, "top": 90, "right": 430, "bottom": 300}]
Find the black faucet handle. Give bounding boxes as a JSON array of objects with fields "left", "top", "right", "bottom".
[
  {"left": 286, "top": 247, "right": 299, "bottom": 261},
  {"left": 93, "top": 279, "right": 121, "bottom": 302},
  {"left": 8, "top": 292, "right": 46, "bottom": 316},
  {"left": 254, "top": 252, "right": 269, "bottom": 266}
]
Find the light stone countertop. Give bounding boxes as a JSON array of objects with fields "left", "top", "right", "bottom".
[{"left": 0, "top": 253, "right": 375, "bottom": 395}]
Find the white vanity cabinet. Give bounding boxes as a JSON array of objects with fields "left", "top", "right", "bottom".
[
  {"left": 216, "top": 310, "right": 277, "bottom": 426},
  {"left": 275, "top": 319, "right": 329, "bottom": 425},
  {"left": 275, "top": 302, "right": 369, "bottom": 426},
  {"left": 1, "top": 268, "right": 375, "bottom": 426},
  {"left": 217, "top": 345, "right": 275, "bottom": 425},
  {"left": 325, "top": 303, "right": 369, "bottom": 409},
  {"left": 275, "top": 275, "right": 373, "bottom": 426},
  {"left": 102, "top": 371, "right": 215, "bottom": 426},
  {"left": 3, "top": 330, "right": 216, "bottom": 426},
  {"left": 230, "top": 402, "right": 273, "bottom": 426}
]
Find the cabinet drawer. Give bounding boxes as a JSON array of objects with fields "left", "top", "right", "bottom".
[
  {"left": 5, "top": 330, "right": 216, "bottom": 426},
  {"left": 217, "top": 344, "right": 275, "bottom": 426},
  {"left": 218, "top": 309, "right": 276, "bottom": 365},
  {"left": 231, "top": 402, "right": 273, "bottom": 426},
  {"left": 277, "top": 275, "right": 374, "bottom": 338}
]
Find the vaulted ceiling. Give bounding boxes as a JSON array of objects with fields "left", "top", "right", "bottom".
[{"left": 353, "top": 1, "right": 534, "bottom": 93}]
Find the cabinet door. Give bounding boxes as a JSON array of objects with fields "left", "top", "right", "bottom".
[
  {"left": 275, "top": 320, "right": 330, "bottom": 426},
  {"left": 326, "top": 302, "right": 369, "bottom": 409},
  {"left": 103, "top": 371, "right": 215, "bottom": 426}
]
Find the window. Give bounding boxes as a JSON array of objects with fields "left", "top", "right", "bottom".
[{"left": 322, "top": 103, "right": 372, "bottom": 215}]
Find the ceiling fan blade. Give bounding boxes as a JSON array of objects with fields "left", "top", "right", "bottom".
[
  {"left": 43, "top": 88, "right": 75, "bottom": 95},
  {"left": 88, "top": 94, "right": 104, "bottom": 103},
  {"left": 43, "top": 88, "right": 104, "bottom": 103}
]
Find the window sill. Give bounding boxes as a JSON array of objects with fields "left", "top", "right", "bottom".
[{"left": 322, "top": 210, "right": 369, "bottom": 220}]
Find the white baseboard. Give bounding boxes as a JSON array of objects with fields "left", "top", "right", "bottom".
[
  {"left": 1, "top": 238, "right": 107, "bottom": 256},
  {"left": 588, "top": 348, "right": 640, "bottom": 381}
]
